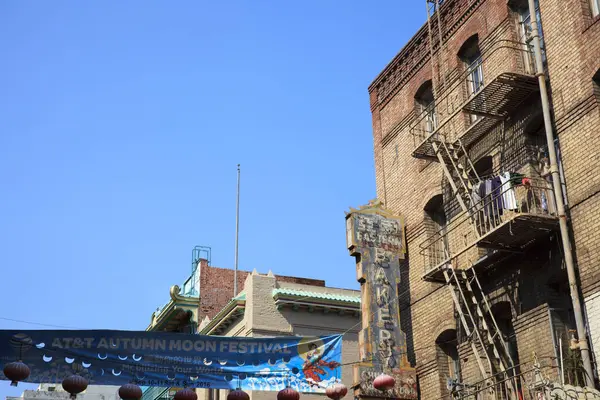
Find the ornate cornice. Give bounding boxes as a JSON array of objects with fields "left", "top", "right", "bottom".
[
  {"left": 345, "top": 198, "right": 404, "bottom": 223},
  {"left": 147, "top": 285, "right": 199, "bottom": 332},
  {"left": 370, "top": 0, "right": 486, "bottom": 109}
]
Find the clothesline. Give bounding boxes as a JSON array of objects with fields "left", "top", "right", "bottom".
[{"left": 468, "top": 171, "right": 556, "bottom": 219}]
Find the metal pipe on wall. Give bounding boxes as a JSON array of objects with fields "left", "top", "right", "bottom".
[{"left": 525, "top": 0, "right": 595, "bottom": 387}]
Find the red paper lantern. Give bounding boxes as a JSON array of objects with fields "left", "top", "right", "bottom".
[
  {"left": 174, "top": 388, "right": 198, "bottom": 400},
  {"left": 227, "top": 389, "right": 250, "bottom": 400},
  {"left": 277, "top": 387, "right": 300, "bottom": 400},
  {"left": 373, "top": 374, "right": 395, "bottom": 391},
  {"left": 62, "top": 374, "right": 89, "bottom": 399},
  {"left": 3, "top": 361, "right": 30, "bottom": 386},
  {"left": 326, "top": 383, "right": 348, "bottom": 400},
  {"left": 119, "top": 383, "right": 143, "bottom": 399}
]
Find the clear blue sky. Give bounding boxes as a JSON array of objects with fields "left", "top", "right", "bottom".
[{"left": 0, "top": 1, "right": 424, "bottom": 396}]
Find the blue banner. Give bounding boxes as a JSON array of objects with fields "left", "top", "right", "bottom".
[{"left": 0, "top": 330, "right": 342, "bottom": 392}]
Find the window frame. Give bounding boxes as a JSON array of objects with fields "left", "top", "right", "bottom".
[
  {"left": 415, "top": 80, "right": 437, "bottom": 135},
  {"left": 516, "top": 0, "right": 546, "bottom": 72},
  {"left": 591, "top": 0, "right": 600, "bottom": 17},
  {"left": 458, "top": 35, "right": 484, "bottom": 124}
]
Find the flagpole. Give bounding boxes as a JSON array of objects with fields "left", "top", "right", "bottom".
[{"left": 234, "top": 164, "right": 240, "bottom": 296}]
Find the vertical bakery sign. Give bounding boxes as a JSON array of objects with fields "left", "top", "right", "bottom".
[{"left": 346, "top": 200, "right": 417, "bottom": 399}]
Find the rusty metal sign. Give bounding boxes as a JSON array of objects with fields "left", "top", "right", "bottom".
[{"left": 346, "top": 200, "right": 417, "bottom": 399}]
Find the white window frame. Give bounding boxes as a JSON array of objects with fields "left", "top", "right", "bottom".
[
  {"left": 518, "top": 0, "right": 545, "bottom": 73},
  {"left": 592, "top": 0, "right": 600, "bottom": 17},
  {"left": 466, "top": 55, "right": 483, "bottom": 124},
  {"left": 421, "top": 102, "right": 438, "bottom": 134},
  {"left": 467, "top": 57, "right": 484, "bottom": 96}
]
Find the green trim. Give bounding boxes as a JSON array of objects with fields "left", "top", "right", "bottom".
[
  {"left": 150, "top": 303, "right": 195, "bottom": 332},
  {"left": 234, "top": 292, "right": 246, "bottom": 301},
  {"left": 272, "top": 288, "right": 360, "bottom": 304}
]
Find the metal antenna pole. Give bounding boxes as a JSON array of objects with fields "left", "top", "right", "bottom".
[
  {"left": 234, "top": 164, "right": 241, "bottom": 297},
  {"left": 526, "top": 0, "right": 595, "bottom": 387}
]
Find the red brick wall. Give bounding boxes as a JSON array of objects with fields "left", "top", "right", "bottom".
[{"left": 197, "top": 260, "right": 325, "bottom": 319}]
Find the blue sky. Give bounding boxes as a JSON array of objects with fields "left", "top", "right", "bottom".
[{"left": 0, "top": 1, "right": 424, "bottom": 396}]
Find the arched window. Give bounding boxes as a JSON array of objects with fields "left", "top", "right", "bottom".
[
  {"left": 425, "top": 194, "right": 446, "bottom": 231},
  {"left": 458, "top": 35, "right": 483, "bottom": 96},
  {"left": 436, "top": 329, "right": 461, "bottom": 394},
  {"left": 415, "top": 80, "right": 437, "bottom": 135},
  {"left": 472, "top": 155, "right": 493, "bottom": 181},
  {"left": 458, "top": 35, "right": 483, "bottom": 125},
  {"left": 424, "top": 195, "right": 448, "bottom": 266},
  {"left": 510, "top": 0, "right": 545, "bottom": 71}
]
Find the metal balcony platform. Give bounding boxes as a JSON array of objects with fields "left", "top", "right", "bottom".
[
  {"left": 412, "top": 73, "right": 537, "bottom": 160},
  {"left": 412, "top": 134, "right": 441, "bottom": 160},
  {"left": 462, "top": 72, "right": 539, "bottom": 118},
  {"left": 455, "top": 116, "right": 502, "bottom": 149},
  {"left": 422, "top": 213, "right": 558, "bottom": 282},
  {"left": 476, "top": 213, "right": 559, "bottom": 250}
]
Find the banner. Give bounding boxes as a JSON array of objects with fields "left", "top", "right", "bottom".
[{"left": 0, "top": 330, "right": 342, "bottom": 392}]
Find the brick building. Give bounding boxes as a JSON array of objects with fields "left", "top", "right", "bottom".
[
  {"left": 197, "top": 270, "right": 360, "bottom": 400},
  {"left": 367, "top": 0, "right": 600, "bottom": 398},
  {"left": 141, "top": 252, "right": 342, "bottom": 400},
  {"left": 195, "top": 260, "right": 326, "bottom": 321}
]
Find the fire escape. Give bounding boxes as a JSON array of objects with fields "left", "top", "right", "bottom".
[{"left": 415, "top": 1, "right": 560, "bottom": 398}]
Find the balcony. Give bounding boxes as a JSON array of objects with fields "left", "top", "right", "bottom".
[
  {"left": 420, "top": 179, "right": 559, "bottom": 282},
  {"left": 410, "top": 40, "right": 539, "bottom": 160}
]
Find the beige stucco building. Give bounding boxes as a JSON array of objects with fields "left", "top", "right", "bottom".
[{"left": 196, "top": 269, "right": 361, "bottom": 400}]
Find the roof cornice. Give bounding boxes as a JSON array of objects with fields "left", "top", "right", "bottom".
[
  {"left": 200, "top": 294, "right": 247, "bottom": 335},
  {"left": 147, "top": 285, "right": 199, "bottom": 332}
]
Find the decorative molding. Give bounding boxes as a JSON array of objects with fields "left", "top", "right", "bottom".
[
  {"left": 148, "top": 285, "right": 199, "bottom": 332},
  {"left": 199, "top": 298, "right": 246, "bottom": 335},
  {"left": 370, "top": 0, "right": 486, "bottom": 109}
]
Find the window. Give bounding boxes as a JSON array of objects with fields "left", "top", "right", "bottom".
[
  {"left": 591, "top": 0, "right": 600, "bottom": 17},
  {"left": 490, "top": 302, "right": 523, "bottom": 398},
  {"left": 436, "top": 329, "right": 461, "bottom": 394},
  {"left": 513, "top": 0, "right": 545, "bottom": 71},
  {"left": 471, "top": 156, "right": 493, "bottom": 181},
  {"left": 458, "top": 35, "right": 483, "bottom": 123},
  {"left": 415, "top": 80, "right": 437, "bottom": 135},
  {"left": 424, "top": 195, "right": 448, "bottom": 266},
  {"left": 459, "top": 35, "right": 484, "bottom": 96}
]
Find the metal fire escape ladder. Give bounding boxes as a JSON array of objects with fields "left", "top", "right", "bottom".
[
  {"left": 443, "top": 267, "right": 494, "bottom": 389},
  {"left": 466, "top": 269, "right": 519, "bottom": 399},
  {"left": 431, "top": 139, "right": 483, "bottom": 240},
  {"left": 444, "top": 266, "right": 519, "bottom": 400},
  {"left": 426, "top": 0, "right": 484, "bottom": 229},
  {"left": 438, "top": 140, "right": 482, "bottom": 210},
  {"left": 431, "top": 141, "right": 468, "bottom": 213}
]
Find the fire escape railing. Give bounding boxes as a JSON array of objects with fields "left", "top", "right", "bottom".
[
  {"left": 420, "top": 178, "right": 557, "bottom": 276},
  {"left": 408, "top": 39, "right": 537, "bottom": 157}
]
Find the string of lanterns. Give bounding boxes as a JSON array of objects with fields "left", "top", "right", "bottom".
[{"left": 4, "top": 359, "right": 396, "bottom": 399}]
